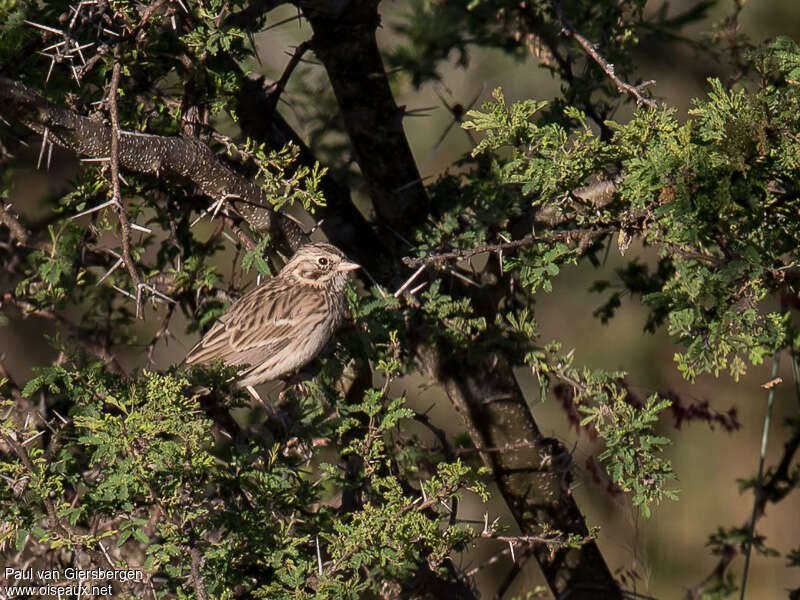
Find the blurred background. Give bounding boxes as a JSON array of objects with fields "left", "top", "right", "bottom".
[{"left": 3, "top": 0, "right": 800, "bottom": 597}]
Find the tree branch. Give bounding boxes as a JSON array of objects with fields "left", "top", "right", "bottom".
[
  {"left": 0, "top": 201, "right": 35, "bottom": 249},
  {"left": 107, "top": 47, "right": 143, "bottom": 318},
  {"left": 0, "top": 76, "right": 306, "bottom": 249},
  {"left": 402, "top": 228, "right": 612, "bottom": 268},
  {"left": 551, "top": 0, "right": 657, "bottom": 108},
  {"left": 301, "top": 1, "right": 429, "bottom": 231}
]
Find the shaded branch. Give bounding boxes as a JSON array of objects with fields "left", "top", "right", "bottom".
[
  {"left": 301, "top": 2, "right": 429, "bottom": 231},
  {"left": 190, "top": 545, "right": 209, "bottom": 600},
  {"left": 264, "top": 41, "right": 310, "bottom": 117}
]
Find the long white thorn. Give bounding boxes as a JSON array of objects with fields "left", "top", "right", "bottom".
[{"left": 394, "top": 264, "right": 426, "bottom": 297}]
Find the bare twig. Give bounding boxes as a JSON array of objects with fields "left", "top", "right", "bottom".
[
  {"left": 146, "top": 303, "right": 177, "bottom": 367},
  {"left": 740, "top": 352, "right": 781, "bottom": 600},
  {"left": 107, "top": 47, "right": 143, "bottom": 318},
  {"left": 402, "top": 228, "right": 611, "bottom": 268},
  {"left": 551, "top": 1, "right": 657, "bottom": 108},
  {"left": 265, "top": 41, "right": 310, "bottom": 115}
]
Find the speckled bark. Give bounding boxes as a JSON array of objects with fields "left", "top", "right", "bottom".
[{"left": 0, "top": 77, "right": 306, "bottom": 248}]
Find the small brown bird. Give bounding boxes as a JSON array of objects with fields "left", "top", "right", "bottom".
[{"left": 186, "top": 242, "right": 360, "bottom": 390}]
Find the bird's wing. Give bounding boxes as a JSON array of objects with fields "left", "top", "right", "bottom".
[{"left": 185, "top": 280, "right": 324, "bottom": 368}]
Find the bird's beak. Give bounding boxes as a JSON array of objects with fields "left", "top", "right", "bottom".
[{"left": 336, "top": 260, "right": 361, "bottom": 272}]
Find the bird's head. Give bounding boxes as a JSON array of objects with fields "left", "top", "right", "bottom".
[{"left": 282, "top": 242, "right": 360, "bottom": 292}]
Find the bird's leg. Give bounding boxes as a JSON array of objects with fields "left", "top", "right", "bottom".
[
  {"left": 246, "top": 385, "right": 288, "bottom": 430},
  {"left": 278, "top": 369, "right": 313, "bottom": 404},
  {"left": 245, "top": 385, "right": 268, "bottom": 410}
]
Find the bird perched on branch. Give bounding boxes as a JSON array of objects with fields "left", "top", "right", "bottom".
[{"left": 186, "top": 242, "right": 360, "bottom": 398}]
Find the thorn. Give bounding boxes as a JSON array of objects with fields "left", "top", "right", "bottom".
[
  {"left": 112, "top": 285, "right": 136, "bottom": 300},
  {"left": 43, "top": 54, "right": 57, "bottom": 84},
  {"left": 51, "top": 408, "right": 68, "bottom": 424},
  {"left": 24, "top": 20, "right": 64, "bottom": 35},
  {"left": 408, "top": 281, "right": 427, "bottom": 296},
  {"left": 68, "top": 198, "right": 121, "bottom": 220},
  {"left": 130, "top": 223, "right": 152, "bottom": 234},
  {"left": 97, "top": 258, "right": 123, "bottom": 285},
  {"left": 73, "top": 41, "right": 93, "bottom": 66},
  {"left": 308, "top": 218, "right": 325, "bottom": 235},
  {"left": 138, "top": 283, "right": 176, "bottom": 304},
  {"left": 42, "top": 40, "right": 68, "bottom": 52},
  {"left": 315, "top": 536, "right": 323, "bottom": 576},
  {"left": 448, "top": 268, "right": 479, "bottom": 287},
  {"left": 394, "top": 264, "right": 426, "bottom": 297},
  {"left": 21, "top": 429, "right": 46, "bottom": 446},
  {"left": 37, "top": 128, "right": 49, "bottom": 170}
]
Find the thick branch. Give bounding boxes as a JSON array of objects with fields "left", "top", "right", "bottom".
[
  {"left": 420, "top": 347, "right": 621, "bottom": 598},
  {"left": 0, "top": 202, "right": 31, "bottom": 245},
  {"left": 0, "top": 76, "right": 305, "bottom": 247},
  {"left": 301, "top": 2, "right": 429, "bottom": 230}
]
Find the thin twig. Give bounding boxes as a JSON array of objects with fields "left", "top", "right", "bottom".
[
  {"left": 265, "top": 41, "right": 310, "bottom": 115},
  {"left": 740, "top": 352, "right": 780, "bottom": 600},
  {"left": 107, "top": 46, "right": 143, "bottom": 318},
  {"left": 403, "top": 229, "right": 610, "bottom": 268},
  {"left": 551, "top": 1, "right": 657, "bottom": 108}
]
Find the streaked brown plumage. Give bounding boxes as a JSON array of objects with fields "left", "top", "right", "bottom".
[{"left": 186, "top": 242, "right": 359, "bottom": 387}]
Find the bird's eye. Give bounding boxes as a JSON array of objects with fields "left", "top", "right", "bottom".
[{"left": 317, "top": 257, "right": 329, "bottom": 267}]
